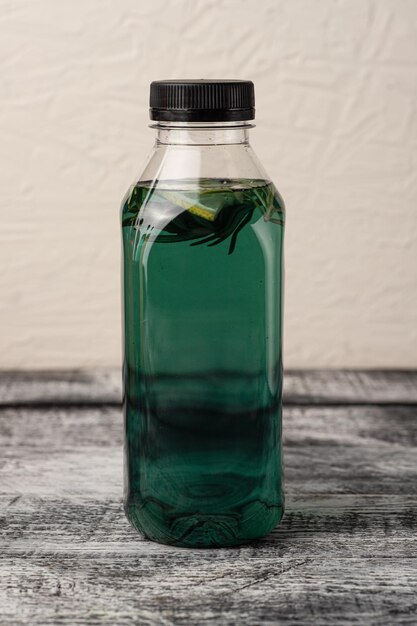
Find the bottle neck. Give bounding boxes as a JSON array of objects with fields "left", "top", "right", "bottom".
[
  {"left": 152, "top": 121, "right": 253, "bottom": 146},
  {"left": 138, "top": 120, "right": 267, "bottom": 184}
]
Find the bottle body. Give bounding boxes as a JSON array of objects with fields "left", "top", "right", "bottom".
[{"left": 122, "top": 125, "right": 285, "bottom": 547}]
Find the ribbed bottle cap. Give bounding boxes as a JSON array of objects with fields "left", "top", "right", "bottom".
[{"left": 149, "top": 80, "right": 255, "bottom": 122}]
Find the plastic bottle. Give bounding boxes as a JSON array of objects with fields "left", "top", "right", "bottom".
[{"left": 121, "top": 80, "right": 285, "bottom": 547}]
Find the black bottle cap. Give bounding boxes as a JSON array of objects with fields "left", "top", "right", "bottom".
[{"left": 149, "top": 80, "right": 255, "bottom": 122}]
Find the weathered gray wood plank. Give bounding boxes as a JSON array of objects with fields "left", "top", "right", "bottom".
[
  {"left": 1, "top": 373, "right": 417, "bottom": 625},
  {"left": 0, "top": 370, "right": 122, "bottom": 406},
  {"left": 1, "top": 543, "right": 416, "bottom": 625},
  {"left": 2, "top": 405, "right": 416, "bottom": 496},
  {"left": 2, "top": 488, "right": 417, "bottom": 625},
  {"left": 2, "top": 494, "right": 417, "bottom": 559},
  {"left": 284, "top": 369, "right": 417, "bottom": 405},
  {"left": 0, "top": 369, "right": 416, "bottom": 406}
]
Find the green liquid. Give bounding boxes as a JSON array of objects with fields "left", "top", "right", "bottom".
[{"left": 122, "top": 178, "right": 285, "bottom": 547}]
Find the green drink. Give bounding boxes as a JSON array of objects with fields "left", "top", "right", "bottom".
[{"left": 122, "top": 177, "right": 285, "bottom": 547}]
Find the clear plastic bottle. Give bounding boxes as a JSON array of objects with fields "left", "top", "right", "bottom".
[{"left": 121, "top": 80, "right": 285, "bottom": 547}]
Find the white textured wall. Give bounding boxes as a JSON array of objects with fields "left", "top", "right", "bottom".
[{"left": 1, "top": 0, "right": 417, "bottom": 369}]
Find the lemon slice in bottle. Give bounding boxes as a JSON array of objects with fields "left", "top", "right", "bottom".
[{"left": 157, "top": 189, "right": 234, "bottom": 222}]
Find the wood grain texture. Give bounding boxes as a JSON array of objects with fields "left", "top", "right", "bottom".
[
  {"left": 1, "top": 372, "right": 416, "bottom": 625},
  {"left": 1, "top": 369, "right": 416, "bottom": 406}
]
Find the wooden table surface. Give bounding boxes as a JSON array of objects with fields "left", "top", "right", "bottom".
[{"left": 1, "top": 370, "right": 416, "bottom": 625}]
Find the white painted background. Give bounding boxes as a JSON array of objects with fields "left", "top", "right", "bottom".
[{"left": 1, "top": 0, "right": 416, "bottom": 369}]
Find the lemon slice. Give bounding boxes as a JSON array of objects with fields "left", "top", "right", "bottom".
[{"left": 157, "top": 190, "right": 222, "bottom": 222}]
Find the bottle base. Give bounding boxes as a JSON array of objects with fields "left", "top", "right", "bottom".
[{"left": 124, "top": 500, "right": 284, "bottom": 549}]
